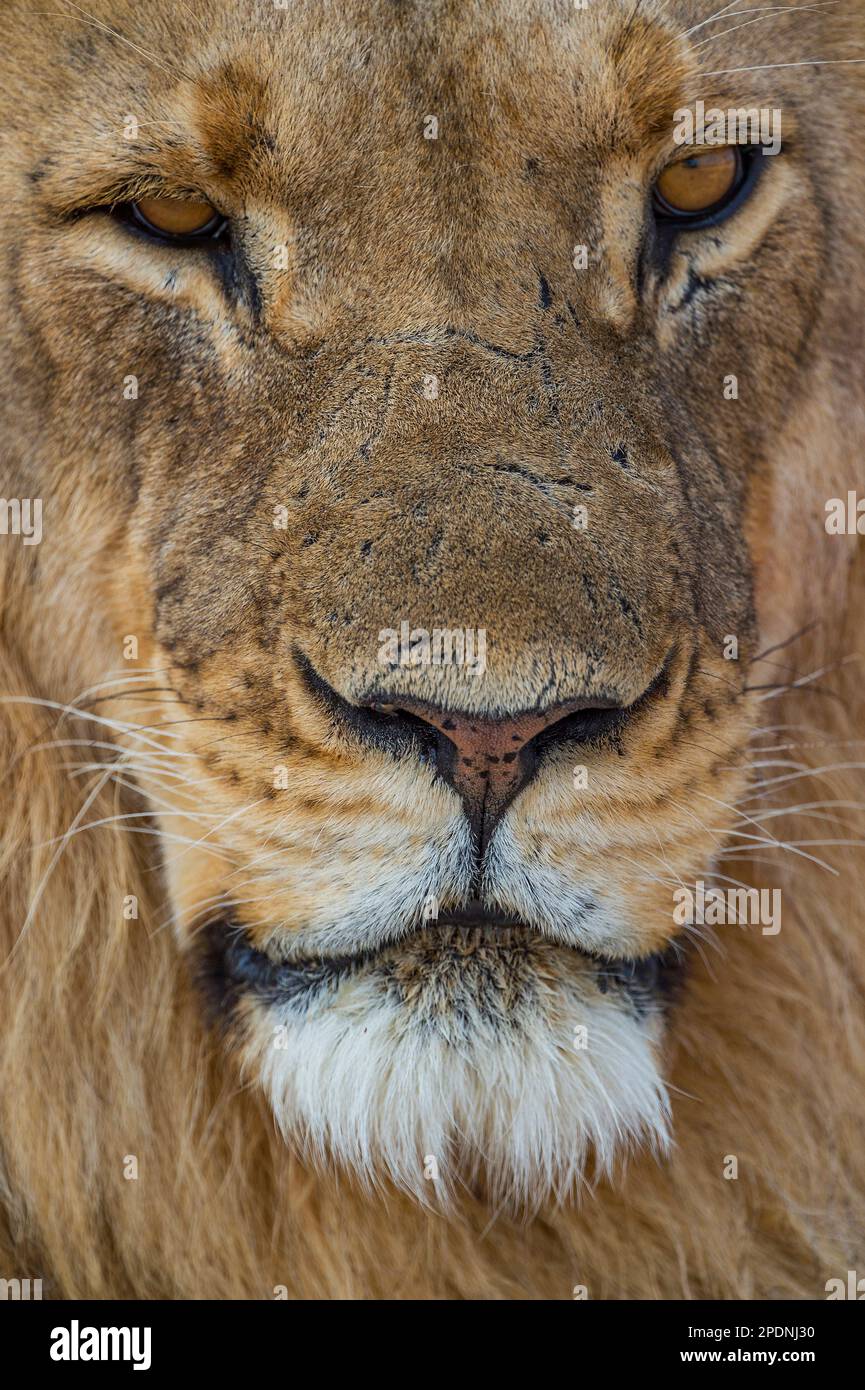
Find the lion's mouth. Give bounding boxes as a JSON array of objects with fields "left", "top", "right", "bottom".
[{"left": 199, "top": 901, "right": 686, "bottom": 1016}]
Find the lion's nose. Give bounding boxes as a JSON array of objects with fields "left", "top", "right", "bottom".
[
  {"left": 359, "top": 692, "right": 626, "bottom": 854},
  {"left": 296, "top": 653, "right": 647, "bottom": 854}
]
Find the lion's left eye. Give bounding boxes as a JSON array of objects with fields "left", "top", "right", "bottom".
[
  {"left": 127, "top": 196, "right": 226, "bottom": 241},
  {"left": 653, "top": 147, "right": 745, "bottom": 224}
]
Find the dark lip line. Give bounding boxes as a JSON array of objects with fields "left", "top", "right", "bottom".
[
  {"left": 198, "top": 912, "right": 686, "bottom": 1015},
  {"left": 293, "top": 644, "right": 675, "bottom": 748}
]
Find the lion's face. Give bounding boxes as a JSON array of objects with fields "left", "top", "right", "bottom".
[{"left": 2, "top": 0, "right": 840, "bottom": 1206}]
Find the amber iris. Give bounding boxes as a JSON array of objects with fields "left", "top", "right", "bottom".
[
  {"left": 131, "top": 197, "right": 222, "bottom": 237},
  {"left": 654, "top": 147, "right": 741, "bottom": 216}
]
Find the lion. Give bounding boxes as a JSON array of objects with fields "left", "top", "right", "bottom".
[{"left": 0, "top": 0, "right": 863, "bottom": 1300}]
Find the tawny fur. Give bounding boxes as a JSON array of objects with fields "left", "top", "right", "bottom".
[{"left": 1, "top": 0, "right": 864, "bottom": 1298}]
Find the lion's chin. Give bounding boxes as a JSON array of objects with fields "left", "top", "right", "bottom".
[{"left": 211, "top": 921, "right": 675, "bottom": 1211}]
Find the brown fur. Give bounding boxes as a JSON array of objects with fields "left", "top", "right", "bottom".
[{"left": 1, "top": 0, "right": 864, "bottom": 1297}]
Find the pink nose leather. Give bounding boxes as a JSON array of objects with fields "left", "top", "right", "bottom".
[
  {"left": 366, "top": 695, "right": 611, "bottom": 845},
  {"left": 405, "top": 706, "right": 558, "bottom": 805}
]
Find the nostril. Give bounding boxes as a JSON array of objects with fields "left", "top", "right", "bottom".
[
  {"left": 530, "top": 701, "right": 628, "bottom": 756},
  {"left": 365, "top": 701, "right": 441, "bottom": 759},
  {"left": 295, "top": 652, "right": 440, "bottom": 761}
]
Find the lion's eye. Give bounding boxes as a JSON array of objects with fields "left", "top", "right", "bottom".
[
  {"left": 128, "top": 196, "right": 226, "bottom": 241},
  {"left": 653, "top": 147, "right": 744, "bottom": 222}
]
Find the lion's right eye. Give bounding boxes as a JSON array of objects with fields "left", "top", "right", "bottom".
[
  {"left": 652, "top": 147, "right": 747, "bottom": 226},
  {"left": 126, "top": 196, "right": 227, "bottom": 242}
]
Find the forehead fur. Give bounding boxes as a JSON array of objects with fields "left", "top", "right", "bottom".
[
  {"left": 12, "top": 0, "right": 826, "bottom": 216},
  {"left": 0, "top": 0, "right": 864, "bottom": 1301}
]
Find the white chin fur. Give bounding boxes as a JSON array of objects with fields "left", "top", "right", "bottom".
[{"left": 248, "top": 964, "right": 671, "bottom": 1212}]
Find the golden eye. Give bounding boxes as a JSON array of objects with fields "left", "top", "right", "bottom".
[
  {"left": 653, "top": 147, "right": 743, "bottom": 218},
  {"left": 130, "top": 196, "right": 224, "bottom": 239}
]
